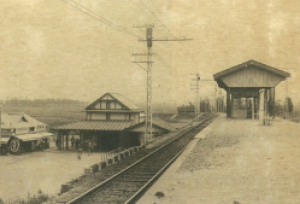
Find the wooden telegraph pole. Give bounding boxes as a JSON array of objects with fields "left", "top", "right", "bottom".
[
  {"left": 0, "top": 106, "right": 2, "bottom": 154},
  {"left": 191, "top": 73, "right": 200, "bottom": 121},
  {"left": 132, "top": 24, "right": 192, "bottom": 144}
]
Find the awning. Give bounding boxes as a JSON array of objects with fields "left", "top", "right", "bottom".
[
  {"left": 54, "top": 121, "right": 133, "bottom": 131},
  {"left": 15, "top": 132, "right": 54, "bottom": 142},
  {"left": 1, "top": 137, "right": 10, "bottom": 144}
]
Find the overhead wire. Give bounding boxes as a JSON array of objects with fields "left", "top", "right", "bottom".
[
  {"left": 134, "top": 63, "right": 147, "bottom": 71},
  {"left": 152, "top": 51, "right": 174, "bottom": 72},
  {"left": 152, "top": 51, "right": 181, "bottom": 77},
  {"left": 138, "top": 0, "right": 201, "bottom": 73},
  {"left": 60, "top": 0, "right": 140, "bottom": 38},
  {"left": 139, "top": 0, "right": 173, "bottom": 34}
]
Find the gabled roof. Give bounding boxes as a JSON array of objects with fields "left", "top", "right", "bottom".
[
  {"left": 110, "top": 93, "right": 141, "bottom": 110},
  {"left": 85, "top": 93, "right": 141, "bottom": 112},
  {"left": 1, "top": 112, "right": 46, "bottom": 129},
  {"left": 214, "top": 59, "right": 291, "bottom": 80}
]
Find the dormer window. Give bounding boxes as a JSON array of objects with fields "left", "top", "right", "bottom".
[
  {"left": 106, "top": 113, "right": 110, "bottom": 120},
  {"left": 100, "top": 101, "right": 106, "bottom": 109}
]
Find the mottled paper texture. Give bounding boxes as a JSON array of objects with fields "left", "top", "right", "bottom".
[{"left": 1, "top": 0, "right": 300, "bottom": 203}]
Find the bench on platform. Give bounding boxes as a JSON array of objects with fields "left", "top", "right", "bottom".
[{"left": 263, "top": 116, "right": 273, "bottom": 126}]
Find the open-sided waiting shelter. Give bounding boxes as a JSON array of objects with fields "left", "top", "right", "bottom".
[{"left": 213, "top": 60, "right": 290, "bottom": 123}]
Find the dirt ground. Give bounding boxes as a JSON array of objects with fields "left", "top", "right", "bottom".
[
  {"left": 0, "top": 146, "right": 106, "bottom": 202},
  {"left": 137, "top": 114, "right": 300, "bottom": 204}
]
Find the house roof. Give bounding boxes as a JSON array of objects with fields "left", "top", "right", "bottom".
[
  {"left": 110, "top": 93, "right": 141, "bottom": 110},
  {"left": 54, "top": 120, "right": 133, "bottom": 131},
  {"left": 213, "top": 59, "right": 291, "bottom": 80},
  {"left": 85, "top": 93, "right": 142, "bottom": 112},
  {"left": 1, "top": 132, "right": 53, "bottom": 144},
  {"left": 1, "top": 112, "right": 46, "bottom": 129}
]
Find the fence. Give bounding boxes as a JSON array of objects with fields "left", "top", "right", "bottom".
[{"left": 100, "top": 147, "right": 124, "bottom": 161}]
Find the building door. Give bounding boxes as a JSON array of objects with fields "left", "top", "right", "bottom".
[
  {"left": 231, "top": 99, "right": 239, "bottom": 118},
  {"left": 231, "top": 98, "right": 247, "bottom": 119}
]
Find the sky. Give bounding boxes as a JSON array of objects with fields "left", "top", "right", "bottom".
[{"left": 1, "top": 0, "right": 300, "bottom": 109}]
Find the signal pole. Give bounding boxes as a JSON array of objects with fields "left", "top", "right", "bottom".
[
  {"left": 0, "top": 106, "right": 2, "bottom": 154},
  {"left": 191, "top": 73, "right": 200, "bottom": 121},
  {"left": 133, "top": 24, "right": 192, "bottom": 144}
]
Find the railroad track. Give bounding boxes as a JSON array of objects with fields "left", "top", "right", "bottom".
[{"left": 66, "top": 115, "right": 215, "bottom": 204}]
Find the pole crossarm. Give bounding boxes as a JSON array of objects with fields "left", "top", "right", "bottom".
[
  {"left": 132, "top": 53, "right": 154, "bottom": 56},
  {"left": 133, "top": 24, "right": 154, "bottom": 28},
  {"left": 132, "top": 23, "right": 192, "bottom": 144},
  {"left": 131, "top": 61, "right": 154, "bottom": 63},
  {"left": 139, "top": 37, "right": 193, "bottom": 42}
]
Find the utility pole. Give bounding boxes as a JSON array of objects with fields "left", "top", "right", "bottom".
[
  {"left": 133, "top": 24, "right": 192, "bottom": 144},
  {"left": 190, "top": 73, "right": 200, "bottom": 121},
  {"left": 0, "top": 106, "right": 1, "bottom": 154}
]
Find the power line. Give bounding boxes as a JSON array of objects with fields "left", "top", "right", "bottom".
[
  {"left": 60, "top": 0, "right": 140, "bottom": 38},
  {"left": 138, "top": 0, "right": 201, "bottom": 71},
  {"left": 133, "top": 62, "right": 147, "bottom": 71},
  {"left": 152, "top": 51, "right": 177, "bottom": 73},
  {"left": 139, "top": 0, "right": 172, "bottom": 33},
  {"left": 132, "top": 24, "right": 191, "bottom": 144}
]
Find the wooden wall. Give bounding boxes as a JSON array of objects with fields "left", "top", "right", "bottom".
[{"left": 220, "top": 66, "right": 285, "bottom": 88}]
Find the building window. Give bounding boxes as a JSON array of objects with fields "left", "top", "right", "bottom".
[
  {"left": 110, "top": 101, "right": 116, "bottom": 109},
  {"left": 101, "top": 101, "right": 106, "bottom": 109},
  {"left": 29, "top": 127, "right": 35, "bottom": 132},
  {"left": 106, "top": 113, "right": 110, "bottom": 120},
  {"left": 95, "top": 103, "right": 100, "bottom": 109}
]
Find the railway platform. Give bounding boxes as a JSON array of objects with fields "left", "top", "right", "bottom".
[{"left": 137, "top": 113, "right": 300, "bottom": 204}]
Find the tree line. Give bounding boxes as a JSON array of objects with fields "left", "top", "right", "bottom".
[{"left": 0, "top": 98, "right": 87, "bottom": 107}]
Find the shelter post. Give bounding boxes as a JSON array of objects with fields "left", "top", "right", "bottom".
[
  {"left": 252, "top": 98, "right": 255, "bottom": 120},
  {"left": 226, "top": 91, "right": 231, "bottom": 118},
  {"left": 66, "top": 132, "right": 69, "bottom": 150},
  {"left": 270, "top": 88, "right": 275, "bottom": 117},
  {"left": 259, "top": 89, "right": 265, "bottom": 124}
]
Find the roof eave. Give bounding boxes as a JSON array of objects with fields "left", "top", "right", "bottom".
[{"left": 213, "top": 60, "right": 291, "bottom": 79}]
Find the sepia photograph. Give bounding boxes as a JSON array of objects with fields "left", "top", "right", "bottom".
[{"left": 1, "top": 0, "right": 300, "bottom": 203}]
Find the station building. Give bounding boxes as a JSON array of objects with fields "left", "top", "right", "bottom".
[
  {"left": 54, "top": 93, "right": 175, "bottom": 151},
  {"left": 213, "top": 60, "right": 290, "bottom": 122}
]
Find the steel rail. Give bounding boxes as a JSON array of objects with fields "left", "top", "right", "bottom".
[
  {"left": 66, "top": 115, "right": 215, "bottom": 204},
  {"left": 124, "top": 146, "right": 187, "bottom": 204}
]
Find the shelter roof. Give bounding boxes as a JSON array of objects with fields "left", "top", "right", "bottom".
[
  {"left": 54, "top": 120, "right": 133, "bottom": 131},
  {"left": 213, "top": 59, "right": 291, "bottom": 80}
]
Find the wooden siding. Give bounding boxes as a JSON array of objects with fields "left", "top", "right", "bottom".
[
  {"left": 90, "top": 113, "right": 106, "bottom": 120},
  {"left": 132, "top": 113, "right": 140, "bottom": 124},
  {"left": 221, "top": 66, "right": 285, "bottom": 88},
  {"left": 110, "top": 113, "right": 127, "bottom": 120}
]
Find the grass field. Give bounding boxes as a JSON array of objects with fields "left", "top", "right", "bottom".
[{"left": 2, "top": 105, "right": 86, "bottom": 128}]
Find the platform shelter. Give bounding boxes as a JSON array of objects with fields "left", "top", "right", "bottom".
[{"left": 213, "top": 60, "right": 290, "bottom": 122}]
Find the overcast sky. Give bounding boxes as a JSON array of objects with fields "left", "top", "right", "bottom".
[{"left": 1, "top": 0, "right": 300, "bottom": 107}]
